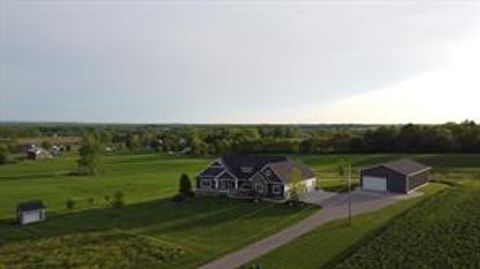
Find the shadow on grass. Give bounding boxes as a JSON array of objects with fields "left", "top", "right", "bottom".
[{"left": 0, "top": 196, "right": 308, "bottom": 244}]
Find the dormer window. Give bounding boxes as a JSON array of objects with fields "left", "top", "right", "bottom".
[{"left": 241, "top": 167, "right": 253, "bottom": 173}]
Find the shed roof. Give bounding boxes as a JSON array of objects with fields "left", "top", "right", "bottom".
[{"left": 17, "top": 200, "right": 45, "bottom": 212}]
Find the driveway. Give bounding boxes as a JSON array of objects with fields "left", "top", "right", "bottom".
[{"left": 198, "top": 191, "right": 420, "bottom": 269}]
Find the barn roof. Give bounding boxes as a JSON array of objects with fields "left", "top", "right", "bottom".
[
  {"left": 17, "top": 200, "right": 45, "bottom": 212},
  {"left": 364, "top": 159, "right": 431, "bottom": 176}
]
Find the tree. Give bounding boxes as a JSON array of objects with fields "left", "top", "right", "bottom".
[
  {"left": 111, "top": 191, "right": 125, "bottom": 209},
  {"left": 77, "top": 133, "right": 104, "bottom": 175},
  {"left": 66, "top": 198, "right": 75, "bottom": 210},
  {"left": 179, "top": 174, "right": 193, "bottom": 197},
  {"left": 190, "top": 133, "right": 208, "bottom": 156},
  {"left": 287, "top": 167, "right": 304, "bottom": 202},
  {"left": 0, "top": 144, "right": 8, "bottom": 165}
]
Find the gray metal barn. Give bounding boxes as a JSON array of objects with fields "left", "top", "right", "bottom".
[{"left": 360, "top": 159, "right": 431, "bottom": 194}]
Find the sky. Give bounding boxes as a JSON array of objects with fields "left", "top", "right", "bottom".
[{"left": 1, "top": 0, "right": 479, "bottom": 124}]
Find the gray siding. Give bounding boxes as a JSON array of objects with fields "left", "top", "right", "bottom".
[
  {"left": 361, "top": 166, "right": 407, "bottom": 193},
  {"left": 407, "top": 171, "right": 429, "bottom": 191}
]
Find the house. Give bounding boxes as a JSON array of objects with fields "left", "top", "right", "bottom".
[
  {"left": 26, "top": 145, "right": 52, "bottom": 160},
  {"left": 360, "top": 159, "right": 431, "bottom": 193},
  {"left": 16, "top": 200, "right": 46, "bottom": 225},
  {"left": 196, "top": 155, "right": 317, "bottom": 200}
]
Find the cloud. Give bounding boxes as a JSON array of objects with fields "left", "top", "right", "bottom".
[
  {"left": 303, "top": 37, "right": 480, "bottom": 124},
  {"left": 0, "top": 0, "right": 478, "bottom": 122}
]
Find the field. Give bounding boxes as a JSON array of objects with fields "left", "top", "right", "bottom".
[
  {"left": 334, "top": 182, "right": 480, "bottom": 269},
  {"left": 245, "top": 154, "right": 480, "bottom": 269},
  {"left": 1, "top": 153, "right": 480, "bottom": 268}
]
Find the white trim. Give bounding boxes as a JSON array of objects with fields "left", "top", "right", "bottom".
[
  {"left": 406, "top": 167, "right": 432, "bottom": 177},
  {"left": 215, "top": 170, "right": 236, "bottom": 181}
]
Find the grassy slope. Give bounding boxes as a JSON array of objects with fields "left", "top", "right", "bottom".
[
  {"left": 0, "top": 196, "right": 317, "bottom": 268},
  {"left": 245, "top": 183, "right": 447, "bottom": 269}
]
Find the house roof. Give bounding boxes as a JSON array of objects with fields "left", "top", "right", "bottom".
[
  {"left": 221, "top": 154, "right": 289, "bottom": 179},
  {"left": 364, "top": 159, "right": 431, "bottom": 176},
  {"left": 17, "top": 200, "right": 45, "bottom": 212},
  {"left": 199, "top": 167, "right": 225, "bottom": 178},
  {"left": 269, "top": 161, "right": 316, "bottom": 183}
]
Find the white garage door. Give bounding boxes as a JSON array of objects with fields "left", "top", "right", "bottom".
[
  {"left": 22, "top": 211, "right": 41, "bottom": 224},
  {"left": 362, "top": 176, "right": 387, "bottom": 192}
]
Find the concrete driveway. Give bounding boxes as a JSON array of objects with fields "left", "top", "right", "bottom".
[{"left": 198, "top": 190, "right": 421, "bottom": 269}]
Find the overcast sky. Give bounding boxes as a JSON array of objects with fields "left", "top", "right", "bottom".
[{"left": 1, "top": 0, "right": 479, "bottom": 123}]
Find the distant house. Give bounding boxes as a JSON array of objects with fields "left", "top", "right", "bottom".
[
  {"left": 196, "top": 155, "right": 317, "bottom": 201},
  {"left": 16, "top": 200, "right": 46, "bottom": 225},
  {"left": 360, "top": 159, "right": 431, "bottom": 193},
  {"left": 26, "top": 145, "right": 52, "bottom": 160}
]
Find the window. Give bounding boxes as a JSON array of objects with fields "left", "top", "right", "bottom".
[
  {"left": 255, "top": 184, "right": 264, "bottom": 193},
  {"left": 265, "top": 170, "right": 272, "bottom": 177},
  {"left": 272, "top": 185, "right": 282, "bottom": 194},
  {"left": 201, "top": 180, "right": 211, "bottom": 188}
]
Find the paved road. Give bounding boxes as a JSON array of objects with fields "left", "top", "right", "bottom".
[{"left": 198, "top": 191, "right": 419, "bottom": 269}]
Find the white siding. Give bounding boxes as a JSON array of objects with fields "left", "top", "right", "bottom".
[{"left": 21, "top": 210, "right": 43, "bottom": 225}]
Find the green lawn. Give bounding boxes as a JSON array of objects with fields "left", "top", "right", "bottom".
[{"left": 0, "top": 153, "right": 208, "bottom": 219}]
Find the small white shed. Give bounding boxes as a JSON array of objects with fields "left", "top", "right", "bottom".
[{"left": 17, "top": 200, "right": 46, "bottom": 225}]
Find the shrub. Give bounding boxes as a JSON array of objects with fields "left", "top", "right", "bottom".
[
  {"left": 66, "top": 198, "right": 76, "bottom": 210},
  {"left": 0, "top": 144, "right": 8, "bottom": 165},
  {"left": 111, "top": 191, "right": 125, "bottom": 209},
  {"left": 104, "top": 195, "right": 111, "bottom": 204},
  {"left": 179, "top": 174, "right": 194, "bottom": 197},
  {"left": 87, "top": 197, "right": 95, "bottom": 207}
]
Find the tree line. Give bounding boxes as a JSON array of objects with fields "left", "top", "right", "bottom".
[{"left": 1, "top": 121, "right": 480, "bottom": 166}]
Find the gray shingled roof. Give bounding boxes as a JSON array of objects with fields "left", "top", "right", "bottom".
[
  {"left": 198, "top": 167, "right": 225, "bottom": 178},
  {"left": 269, "top": 161, "right": 316, "bottom": 183},
  {"left": 221, "top": 155, "right": 289, "bottom": 179},
  {"left": 381, "top": 159, "right": 431, "bottom": 176},
  {"left": 17, "top": 200, "right": 45, "bottom": 212}
]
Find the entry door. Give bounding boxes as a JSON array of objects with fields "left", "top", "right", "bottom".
[{"left": 362, "top": 176, "right": 387, "bottom": 192}]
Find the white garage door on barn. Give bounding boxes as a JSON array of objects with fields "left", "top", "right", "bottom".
[{"left": 362, "top": 176, "right": 387, "bottom": 192}]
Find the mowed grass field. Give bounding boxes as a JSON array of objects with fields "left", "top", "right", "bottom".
[
  {"left": 1, "top": 153, "right": 480, "bottom": 268},
  {"left": 0, "top": 154, "right": 208, "bottom": 219},
  {"left": 246, "top": 154, "right": 480, "bottom": 269},
  {"left": 0, "top": 153, "right": 317, "bottom": 268}
]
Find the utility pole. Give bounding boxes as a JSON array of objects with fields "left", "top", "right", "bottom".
[{"left": 348, "top": 163, "right": 352, "bottom": 227}]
